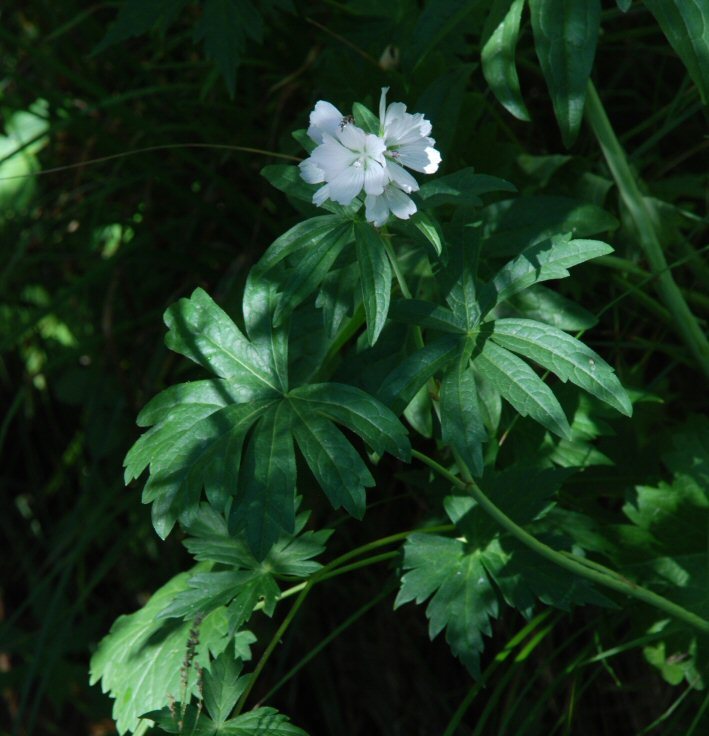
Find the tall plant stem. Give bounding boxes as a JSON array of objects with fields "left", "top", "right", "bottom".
[
  {"left": 412, "top": 449, "right": 709, "bottom": 636},
  {"left": 584, "top": 81, "right": 709, "bottom": 378},
  {"left": 234, "top": 523, "right": 452, "bottom": 715}
]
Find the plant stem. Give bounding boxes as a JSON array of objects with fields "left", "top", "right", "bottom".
[
  {"left": 260, "top": 583, "right": 397, "bottom": 703},
  {"left": 233, "top": 583, "right": 313, "bottom": 717},
  {"left": 237, "top": 524, "right": 453, "bottom": 713},
  {"left": 411, "top": 449, "right": 709, "bottom": 636},
  {"left": 584, "top": 81, "right": 709, "bottom": 378}
]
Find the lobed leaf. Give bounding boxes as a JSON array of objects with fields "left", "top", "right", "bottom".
[
  {"left": 89, "top": 570, "right": 230, "bottom": 735},
  {"left": 164, "top": 287, "right": 280, "bottom": 391},
  {"left": 490, "top": 318, "right": 632, "bottom": 416},
  {"left": 473, "top": 340, "right": 572, "bottom": 439},
  {"left": 480, "top": 235, "right": 613, "bottom": 314},
  {"left": 292, "top": 410, "right": 374, "bottom": 518},
  {"left": 231, "top": 403, "right": 297, "bottom": 560},
  {"left": 289, "top": 383, "right": 411, "bottom": 461},
  {"left": 378, "top": 335, "right": 462, "bottom": 414}
]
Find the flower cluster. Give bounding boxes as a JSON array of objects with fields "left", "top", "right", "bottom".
[{"left": 299, "top": 88, "right": 441, "bottom": 227}]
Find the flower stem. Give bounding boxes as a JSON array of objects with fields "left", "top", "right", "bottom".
[
  {"left": 411, "top": 449, "right": 709, "bottom": 636},
  {"left": 584, "top": 81, "right": 709, "bottom": 378}
]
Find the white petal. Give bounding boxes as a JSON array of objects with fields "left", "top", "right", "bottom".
[
  {"left": 363, "top": 133, "right": 387, "bottom": 162},
  {"left": 328, "top": 166, "right": 365, "bottom": 204},
  {"left": 385, "top": 159, "right": 419, "bottom": 193},
  {"left": 397, "top": 139, "right": 441, "bottom": 174},
  {"left": 422, "top": 145, "right": 441, "bottom": 174},
  {"left": 337, "top": 124, "right": 368, "bottom": 151},
  {"left": 313, "top": 184, "right": 330, "bottom": 206},
  {"left": 365, "top": 193, "right": 390, "bottom": 227},
  {"left": 385, "top": 187, "right": 417, "bottom": 221},
  {"left": 310, "top": 135, "right": 358, "bottom": 179},
  {"left": 307, "top": 101, "right": 344, "bottom": 144},
  {"left": 363, "top": 161, "right": 387, "bottom": 195},
  {"left": 299, "top": 158, "right": 325, "bottom": 184},
  {"left": 379, "top": 87, "right": 390, "bottom": 123}
]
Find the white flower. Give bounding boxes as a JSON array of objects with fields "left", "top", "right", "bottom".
[
  {"left": 365, "top": 184, "right": 417, "bottom": 227},
  {"left": 298, "top": 90, "right": 441, "bottom": 226},
  {"left": 379, "top": 87, "right": 441, "bottom": 175},
  {"left": 299, "top": 109, "right": 387, "bottom": 206}
]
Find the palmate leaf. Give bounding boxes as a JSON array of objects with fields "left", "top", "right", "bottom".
[
  {"left": 479, "top": 234, "right": 613, "bottom": 314},
  {"left": 380, "top": 233, "right": 624, "bottom": 468},
  {"left": 127, "top": 286, "right": 408, "bottom": 557},
  {"left": 397, "top": 468, "right": 610, "bottom": 676},
  {"left": 488, "top": 318, "right": 632, "bottom": 416},
  {"left": 160, "top": 506, "right": 330, "bottom": 635},
  {"left": 89, "top": 569, "right": 232, "bottom": 735},
  {"left": 146, "top": 704, "right": 309, "bottom": 735}
]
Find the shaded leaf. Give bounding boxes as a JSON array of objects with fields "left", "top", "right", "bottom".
[
  {"left": 481, "top": 0, "right": 531, "bottom": 121},
  {"left": 490, "top": 318, "right": 632, "bottom": 415},
  {"left": 473, "top": 340, "right": 572, "bottom": 439},
  {"left": 529, "top": 0, "right": 601, "bottom": 146},
  {"left": 645, "top": 0, "right": 709, "bottom": 104},
  {"left": 354, "top": 222, "right": 392, "bottom": 346}
]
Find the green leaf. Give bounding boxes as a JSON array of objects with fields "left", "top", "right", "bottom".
[
  {"left": 257, "top": 216, "right": 348, "bottom": 272},
  {"left": 389, "top": 300, "right": 465, "bottom": 334},
  {"left": 441, "top": 228, "right": 482, "bottom": 329},
  {"left": 202, "top": 653, "right": 248, "bottom": 725},
  {"left": 418, "top": 167, "right": 515, "bottom": 208},
  {"left": 146, "top": 704, "right": 308, "bottom": 735},
  {"left": 354, "top": 222, "right": 392, "bottom": 346},
  {"left": 184, "top": 507, "right": 329, "bottom": 579},
  {"left": 645, "top": 0, "right": 709, "bottom": 104},
  {"left": 93, "top": 0, "right": 189, "bottom": 54},
  {"left": 440, "top": 358, "right": 487, "bottom": 476},
  {"left": 529, "top": 0, "right": 601, "bottom": 146},
  {"left": 129, "top": 398, "right": 274, "bottom": 538},
  {"left": 352, "top": 102, "right": 380, "bottom": 135},
  {"left": 473, "top": 340, "right": 572, "bottom": 439},
  {"left": 396, "top": 534, "right": 499, "bottom": 677},
  {"left": 507, "top": 284, "right": 598, "bottom": 331},
  {"left": 164, "top": 287, "right": 280, "bottom": 392},
  {"left": 194, "top": 0, "right": 263, "bottom": 96},
  {"left": 289, "top": 383, "right": 411, "bottom": 461},
  {"left": 480, "top": 235, "right": 613, "bottom": 313},
  {"left": 410, "top": 211, "right": 444, "bottom": 256},
  {"left": 231, "top": 403, "right": 297, "bottom": 559},
  {"left": 481, "top": 0, "right": 531, "bottom": 121},
  {"left": 481, "top": 195, "right": 619, "bottom": 258},
  {"left": 273, "top": 222, "right": 354, "bottom": 325},
  {"left": 616, "top": 0, "right": 632, "bottom": 12},
  {"left": 292, "top": 411, "right": 374, "bottom": 518},
  {"left": 261, "top": 165, "right": 360, "bottom": 217},
  {"left": 378, "top": 335, "right": 462, "bottom": 414},
  {"left": 89, "top": 570, "right": 229, "bottom": 735},
  {"left": 490, "top": 318, "right": 632, "bottom": 416}
]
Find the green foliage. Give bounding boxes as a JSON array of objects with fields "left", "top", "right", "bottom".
[
  {"left": 644, "top": 0, "right": 709, "bottom": 104},
  {"left": 5, "top": 1, "right": 709, "bottom": 734},
  {"left": 528, "top": 0, "right": 601, "bottom": 147},
  {"left": 89, "top": 570, "right": 233, "bottom": 734},
  {"left": 125, "top": 280, "right": 409, "bottom": 557},
  {"left": 397, "top": 467, "right": 611, "bottom": 676}
]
